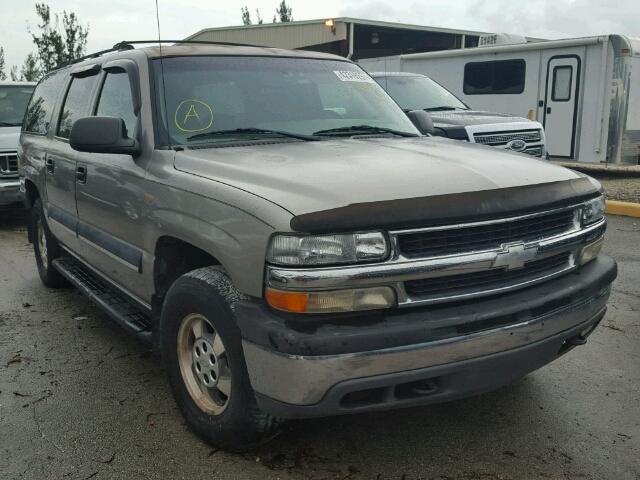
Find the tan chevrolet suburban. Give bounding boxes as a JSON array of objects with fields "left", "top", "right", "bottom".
[{"left": 19, "top": 42, "right": 616, "bottom": 451}]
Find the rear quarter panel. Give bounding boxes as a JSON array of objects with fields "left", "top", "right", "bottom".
[{"left": 19, "top": 133, "right": 48, "bottom": 206}]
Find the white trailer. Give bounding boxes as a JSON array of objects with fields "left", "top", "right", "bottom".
[{"left": 359, "top": 35, "right": 640, "bottom": 165}]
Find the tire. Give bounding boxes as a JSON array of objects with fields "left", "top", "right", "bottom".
[
  {"left": 160, "top": 266, "right": 282, "bottom": 451},
  {"left": 32, "top": 198, "right": 68, "bottom": 288}
]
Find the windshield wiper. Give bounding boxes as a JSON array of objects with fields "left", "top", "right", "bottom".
[
  {"left": 187, "top": 128, "right": 320, "bottom": 142},
  {"left": 313, "top": 125, "right": 419, "bottom": 137},
  {"left": 0, "top": 121, "right": 22, "bottom": 127},
  {"left": 425, "top": 106, "right": 463, "bottom": 112}
]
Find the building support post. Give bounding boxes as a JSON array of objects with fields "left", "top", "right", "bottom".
[{"left": 347, "top": 23, "right": 355, "bottom": 59}]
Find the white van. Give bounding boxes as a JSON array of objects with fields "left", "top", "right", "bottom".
[{"left": 359, "top": 35, "right": 640, "bottom": 165}]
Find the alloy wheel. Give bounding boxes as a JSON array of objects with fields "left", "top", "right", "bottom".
[{"left": 177, "top": 313, "right": 232, "bottom": 415}]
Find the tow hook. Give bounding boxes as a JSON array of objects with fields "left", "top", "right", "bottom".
[
  {"left": 558, "top": 334, "right": 588, "bottom": 355},
  {"left": 566, "top": 335, "right": 588, "bottom": 346}
]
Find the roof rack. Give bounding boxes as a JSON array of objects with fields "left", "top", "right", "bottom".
[{"left": 51, "top": 39, "right": 264, "bottom": 71}]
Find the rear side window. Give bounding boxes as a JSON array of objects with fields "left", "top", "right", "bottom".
[
  {"left": 57, "top": 74, "right": 98, "bottom": 139},
  {"left": 23, "top": 72, "right": 66, "bottom": 135},
  {"left": 463, "top": 60, "right": 526, "bottom": 95},
  {"left": 96, "top": 71, "right": 137, "bottom": 137}
]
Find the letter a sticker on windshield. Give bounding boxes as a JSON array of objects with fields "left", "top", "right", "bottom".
[
  {"left": 174, "top": 99, "right": 214, "bottom": 133},
  {"left": 333, "top": 71, "right": 375, "bottom": 83}
]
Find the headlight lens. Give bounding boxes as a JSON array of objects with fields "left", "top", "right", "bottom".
[
  {"left": 267, "top": 232, "right": 388, "bottom": 266},
  {"left": 582, "top": 196, "right": 606, "bottom": 225}
]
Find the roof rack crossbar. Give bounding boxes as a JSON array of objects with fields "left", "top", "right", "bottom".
[{"left": 51, "top": 39, "right": 265, "bottom": 71}]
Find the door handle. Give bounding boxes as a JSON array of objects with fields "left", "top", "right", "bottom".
[
  {"left": 45, "top": 158, "right": 55, "bottom": 174},
  {"left": 546, "top": 107, "right": 552, "bottom": 114},
  {"left": 76, "top": 165, "right": 87, "bottom": 184}
]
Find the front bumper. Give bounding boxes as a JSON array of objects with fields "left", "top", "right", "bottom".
[
  {"left": 0, "top": 179, "right": 23, "bottom": 206},
  {"left": 237, "top": 255, "right": 616, "bottom": 418}
]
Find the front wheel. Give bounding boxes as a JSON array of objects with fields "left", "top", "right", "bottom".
[
  {"left": 160, "top": 266, "right": 281, "bottom": 451},
  {"left": 32, "top": 198, "right": 68, "bottom": 288}
]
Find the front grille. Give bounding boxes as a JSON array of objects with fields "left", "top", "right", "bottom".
[
  {"left": 473, "top": 129, "right": 542, "bottom": 146},
  {"left": 397, "top": 208, "right": 576, "bottom": 259},
  {"left": 0, "top": 152, "right": 18, "bottom": 175},
  {"left": 404, "top": 252, "right": 571, "bottom": 299}
]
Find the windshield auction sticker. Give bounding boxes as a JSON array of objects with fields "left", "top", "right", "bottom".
[
  {"left": 333, "top": 71, "right": 376, "bottom": 83},
  {"left": 174, "top": 99, "right": 214, "bottom": 133}
]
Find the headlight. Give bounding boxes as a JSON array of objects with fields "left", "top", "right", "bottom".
[
  {"left": 267, "top": 232, "right": 388, "bottom": 266},
  {"left": 582, "top": 196, "right": 606, "bottom": 225}
]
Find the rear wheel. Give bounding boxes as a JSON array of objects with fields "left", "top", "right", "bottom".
[
  {"left": 32, "top": 198, "right": 68, "bottom": 288},
  {"left": 161, "top": 266, "right": 281, "bottom": 451}
]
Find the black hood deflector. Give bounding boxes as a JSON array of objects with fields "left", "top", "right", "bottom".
[{"left": 290, "top": 177, "right": 600, "bottom": 234}]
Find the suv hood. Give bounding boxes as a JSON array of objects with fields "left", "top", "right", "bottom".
[
  {"left": 430, "top": 110, "right": 532, "bottom": 127},
  {"left": 175, "top": 137, "right": 587, "bottom": 222},
  {"left": 0, "top": 127, "right": 20, "bottom": 151}
]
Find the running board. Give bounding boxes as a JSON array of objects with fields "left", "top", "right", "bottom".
[{"left": 53, "top": 257, "right": 153, "bottom": 343}]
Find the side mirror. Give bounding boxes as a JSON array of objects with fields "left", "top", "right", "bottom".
[
  {"left": 70, "top": 116, "right": 140, "bottom": 156},
  {"left": 406, "top": 110, "right": 435, "bottom": 135}
]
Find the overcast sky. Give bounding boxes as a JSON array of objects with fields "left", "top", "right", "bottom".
[{"left": 1, "top": 0, "right": 639, "bottom": 72}]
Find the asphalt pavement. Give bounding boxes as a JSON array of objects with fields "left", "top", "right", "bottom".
[{"left": 1, "top": 210, "right": 638, "bottom": 480}]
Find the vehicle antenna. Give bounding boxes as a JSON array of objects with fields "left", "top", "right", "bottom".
[{"left": 155, "top": 0, "right": 172, "bottom": 149}]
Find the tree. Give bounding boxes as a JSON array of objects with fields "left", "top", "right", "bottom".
[
  {"left": 10, "top": 66, "right": 19, "bottom": 81},
  {"left": 273, "top": 1, "right": 293, "bottom": 22},
  {"left": 29, "top": 3, "right": 89, "bottom": 74},
  {"left": 241, "top": 6, "right": 252, "bottom": 25},
  {"left": 20, "top": 54, "right": 41, "bottom": 82},
  {"left": 0, "top": 47, "right": 6, "bottom": 80},
  {"left": 241, "top": 6, "right": 263, "bottom": 25}
]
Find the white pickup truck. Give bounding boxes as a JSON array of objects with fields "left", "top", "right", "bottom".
[
  {"left": 1, "top": 80, "right": 35, "bottom": 206},
  {"left": 371, "top": 72, "right": 547, "bottom": 158}
]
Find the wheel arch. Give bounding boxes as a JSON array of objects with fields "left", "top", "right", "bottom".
[
  {"left": 152, "top": 235, "right": 222, "bottom": 310},
  {"left": 24, "top": 179, "right": 41, "bottom": 243}
]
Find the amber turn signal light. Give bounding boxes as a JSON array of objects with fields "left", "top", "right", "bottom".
[
  {"left": 265, "top": 288, "right": 309, "bottom": 313},
  {"left": 265, "top": 287, "right": 395, "bottom": 314}
]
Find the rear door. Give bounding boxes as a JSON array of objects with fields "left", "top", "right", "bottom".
[
  {"left": 543, "top": 55, "right": 581, "bottom": 158},
  {"left": 46, "top": 66, "right": 100, "bottom": 248}
]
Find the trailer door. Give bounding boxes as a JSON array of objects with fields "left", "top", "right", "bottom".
[{"left": 543, "top": 55, "right": 581, "bottom": 158}]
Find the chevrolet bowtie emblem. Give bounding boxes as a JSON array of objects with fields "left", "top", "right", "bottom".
[{"left": 493, "top": 243, "right": 539, "bottom": 270}]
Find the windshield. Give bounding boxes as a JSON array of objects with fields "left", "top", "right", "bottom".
[
  {"left": 0, "top": 85, "right": 35, "bottom": 126},
  {"left": 153, "top": 56, "right": 419, "bottom": 145},
  {"left": 375, "top": 75, "right": 468, "bottom": 112}
]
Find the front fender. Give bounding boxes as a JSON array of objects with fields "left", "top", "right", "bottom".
[{"left": 144, "top": 198, "right": 277, "bottom": 298}]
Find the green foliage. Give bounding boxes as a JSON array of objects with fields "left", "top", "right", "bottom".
[
  {"left": 273, "top": 1, "right": 293, "bottom": 22},
  {"left": 241, "top": 6, "right": 252, "bottom": 25},
  {"left": 29, "top": 3, "right": 89, "bottom": 73},
  {"left": 0, "top": 47, "right": 6, "bottom": 80},
  {"left": 241, "top": 6, "right": 264, "bottom": 25},
  {"left": 20, "top": 54, "right": 41, "bottom": 82}
]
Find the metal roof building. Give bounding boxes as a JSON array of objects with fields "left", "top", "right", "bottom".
[{"left": 185, "top": 18, "right": 493, "bottom": 60}]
